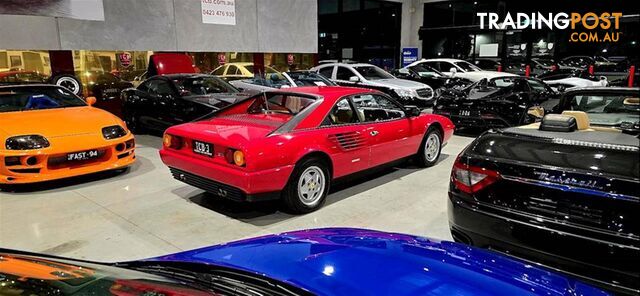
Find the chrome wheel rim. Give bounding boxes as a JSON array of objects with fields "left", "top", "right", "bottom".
[
  {"left": 56, "top": 77, "right": 80, "bottom": 95},
  {"left": 424, "top": 133, "right": 440, "bottom": 162},
  {"left": 297, "top": 166, "right": 326, "bottom": 206}
]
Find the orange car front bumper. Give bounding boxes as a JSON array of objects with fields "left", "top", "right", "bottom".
[{"left": 0, "top": 134, "right": 136, "bottom": 184}]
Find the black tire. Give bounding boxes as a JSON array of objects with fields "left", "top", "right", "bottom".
[
  {"left": 124, "top": 110, "right": 145, "bottom": 134},
  {"left": 50, "top": 74, "right": 83, "bottom": 97},
  {"left": 282, "top": 158, "right": 330, "bottom": 214},
  {"left": 415, "top": 128, "right": 443, "bottom": 167}
]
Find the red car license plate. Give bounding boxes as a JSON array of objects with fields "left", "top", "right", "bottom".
[
  {"left": 193, "top": 140, "right": 213, "bottom": 157},
  {"left": 67, "top": 150, "right": 100, "bottom": 161}
]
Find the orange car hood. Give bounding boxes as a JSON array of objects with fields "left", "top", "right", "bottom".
[{"left": 0, "top": 107, "right": 122, "bottom": 138}]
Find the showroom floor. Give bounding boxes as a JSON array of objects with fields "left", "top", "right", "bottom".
[{"left": 0, "top": 134, "right": 474, "bottom": 262}]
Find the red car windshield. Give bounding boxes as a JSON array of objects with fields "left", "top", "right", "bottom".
[{"left": 248, "top": 93, "right": 316, "bottom": 115}]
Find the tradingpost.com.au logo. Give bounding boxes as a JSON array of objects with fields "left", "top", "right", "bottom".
[{"left": 477, "top": 12, "right": 623, "bottom": 43}]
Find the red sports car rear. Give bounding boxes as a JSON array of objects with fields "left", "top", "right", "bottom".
[{"left": 160, "top": 86, "right": 454, "bottom": 213}]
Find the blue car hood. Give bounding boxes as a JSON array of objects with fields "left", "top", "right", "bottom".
[{"left": 148, "top": 228, "right": 608, "bottom": 296}]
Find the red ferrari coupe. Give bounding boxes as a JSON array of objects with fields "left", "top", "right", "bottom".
[{"left": 160, "top": 86, "right": 454, "bottom": 213}]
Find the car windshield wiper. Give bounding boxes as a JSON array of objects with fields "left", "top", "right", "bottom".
[{"left": 128, "top": 264, "right": 305, "bottom": 296}]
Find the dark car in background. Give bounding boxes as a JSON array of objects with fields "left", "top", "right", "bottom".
[
  {"left": 392, "top": 63, "right": 473, "bottom": 90},
  {"left": 448, "top": 112, "right": 640, "bottom": 295},
  {"left": 121, "top": 74, "right": 247, "bottom": 133},
  {"left": 77, "top": 71, "right": 134, "bottom": 118},
  {"left": 0, "top": 70, "right": 84, "bottom": 97},
  {"left": 433, "top": 76, "right": 557, "bottom": 129}
]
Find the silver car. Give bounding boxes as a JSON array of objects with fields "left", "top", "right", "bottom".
[{"left": 310, "top": 62, "right": 435, "bottom": 107}]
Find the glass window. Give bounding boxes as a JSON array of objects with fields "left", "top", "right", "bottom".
[
  {"left": 352, "top": 94, "right": 405, "bottom": 122},
  {"left": 286, "top": 72, "right": 336, "bottom": 87},
  {"left": 174, "top": 76, "right": 237, "bottom": 95},
  {"left": 227, "top": 65, "right": 239, "bottom": 76},
  {"left": 424, "top": 61, "right": 441, "bottom": 71},
  {"left": 319, "top": 66, "right": 335, "bottom": 79},
  {"left": 343, "top": 0, "right": 360, "bottom": 12},
  {"left": 336, "top": 66, "right": 356, "bottom": 81},
  {"left": 212, "top": 66, "right": 226, "bottom": 76},
  {"left": 352, "top": 66, "right": 394, "bottom": 80},
  {"left": 155, "top": 81, "right": 174, "bottom": 95},
  {"left": 570, "top": 95, "right": 639, "bottom": 126},
  {"left": 0, "top": 85, "right": 85, "bottom": 113},
  {"left": 491, "top": 77, "right": 516, "bottom": 88},
  {"left": 409, "top": 64, "right": 443, "bottom": 78},
  {"left": 325, "top": 98, "right": 359, "bottom": 125},
  {"left": 247, "top": 94, "right": 315, "bottom": 115},
  {"left": 527, "top": 79, "right": 549, "bottom": 92},
  {"left": 453, "top": 61, "right": 481, "bottom": 72}
]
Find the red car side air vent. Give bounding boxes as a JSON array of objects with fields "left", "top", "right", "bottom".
[{"left": 328, "top": 132, "right": 366, "bottom": 151}]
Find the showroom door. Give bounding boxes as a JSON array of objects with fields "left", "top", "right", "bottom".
[{"left": 351, "top": 94, "right": 411, "bottom": 167}]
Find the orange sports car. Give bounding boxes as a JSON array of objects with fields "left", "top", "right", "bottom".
[{"left": 0, "top": 84, "right": 135, "bottom": 185}]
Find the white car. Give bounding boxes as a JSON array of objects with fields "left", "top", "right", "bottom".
[
  {"left": 409, "top": 58, "right": 517, "bottom": 82},
  {"left": 544, "top": 76, "right": 609, "bottom": 91},
  {"left": 211, "top": 62, "right": 280, "bottom": 81},
  {"left": 229, "top": 71, "right": 336, "bottom": 92},
  {"left": 311, "top": 62, "right": 435, "bottom": 107}
]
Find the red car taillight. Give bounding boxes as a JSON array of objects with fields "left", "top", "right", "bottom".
[
  {"left": 162, "top": 134, "right": 183, "bottom": 150},
  {"left": 451, "top": 157, "right": 499, "bottom": 194}
]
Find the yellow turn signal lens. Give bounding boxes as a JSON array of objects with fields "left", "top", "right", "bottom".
[
  {"left": 162, "top": 134, "right": 172, "bottom": 148},
  {"left": 233, "top": 150, "right": 245, "bottom": 166}
]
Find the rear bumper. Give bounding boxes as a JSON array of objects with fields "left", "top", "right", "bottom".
[
  {"left": 448, "top": 194, "right": 640, "bottom": 295},
  {"left": 159, "top": 148, "right": 293, "bottom": 200},
  {"left": 0, "top": 135, "right": 135, "bottom": 184}
]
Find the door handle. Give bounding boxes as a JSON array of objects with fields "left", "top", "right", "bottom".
[{"left": 370, "top": 130, "right": 379, "bottom": 136}]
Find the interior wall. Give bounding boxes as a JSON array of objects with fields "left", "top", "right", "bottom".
[{"left": 0, "top": 0, "right": 318, "bottom": 53}]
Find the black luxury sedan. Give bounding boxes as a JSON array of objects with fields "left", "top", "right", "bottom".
[
  {"left": 392, "top": 63, "right": 473, "bottom": 90},
  {"left": 448, "top": 111, "right": 640, "bottom": 295},
  {"left": 121, "top": 74, "right": 249, "bottom": 133},
  {"left": 78, "top": 71, "right": 134, "bottom": 118},
  {"left": 433, "top": 76, "right": 558, "bottom": 129}
]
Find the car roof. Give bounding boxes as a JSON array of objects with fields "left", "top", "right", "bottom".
[
  {"left": 316, "top": 62, "right": 375, "bottom": 68},
  {"left": 151, "top": 73, "right": 218, "bottom": 80},
  {"left": 423, "top": 58, "right": 465, "bottom": 63},
  {"left": 563, "top": 86, "right": 639, "bottom": 94}
]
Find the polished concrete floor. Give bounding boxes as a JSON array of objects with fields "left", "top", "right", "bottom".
[{"left": 0, "top": 134, "right": 475, "bottom": 262}]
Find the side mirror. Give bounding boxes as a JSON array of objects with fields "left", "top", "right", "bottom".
[
  {"left": 86, "top": 96, "right": 97, "bottom": 106},
  {"left": 527, "top": 106, "right": 544, "bottom": 118},
  {"left": 398, "top": 68, "right": 410, "bottom": 75},
  {"left": 349, "top": 76, "right": 360, "bottom": 83},
  {"left": 449, "top": 67, "right": 458, "bottom": 74},
  {"left": 405, "top": 105, "right": 422, "bottom": 117}
]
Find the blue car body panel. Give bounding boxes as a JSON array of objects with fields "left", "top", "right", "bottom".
[{"left": 149, "top": 228, "right": 609, "bottom": 296}]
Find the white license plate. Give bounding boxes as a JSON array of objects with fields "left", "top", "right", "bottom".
[
  {"left": 192, "top": 140, "right": 213, "bottom": 157},
  {"left": 67, "top": 150, "right": 100, "bottom": 161}
]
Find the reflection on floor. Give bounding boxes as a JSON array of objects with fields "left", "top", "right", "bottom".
[{"left": 0, "top": 134, "right": 475, "bottom": 262}]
